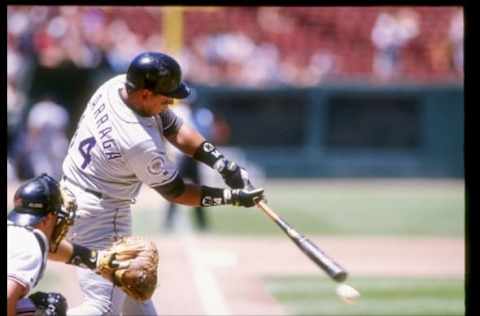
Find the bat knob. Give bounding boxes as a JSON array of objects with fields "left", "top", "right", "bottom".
[{"left": 333, "top": 271, "right": 348, "bottom": 282}]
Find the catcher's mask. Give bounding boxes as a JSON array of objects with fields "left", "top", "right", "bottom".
[{"left": 8, "top": 173, "right": 76, "bottom": 252}]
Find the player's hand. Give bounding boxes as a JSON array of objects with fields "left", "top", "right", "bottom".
[
  {"left": 28, "top": 291, "right": 68, "bottom": 316},
  {"left": 228, "top": 187, "right": 265, "bottom": 207},
  {"left": 220, "top": 160, "right": 250, "bottom": 189}
]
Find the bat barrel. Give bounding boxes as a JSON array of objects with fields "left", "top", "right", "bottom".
[
  {"left": 250, "top": 185, "right": 348, "bottom": 283},
  {"left": 295, "top": 236, "right": 348, "bottom": 282},
  {"left": 264, "top": 205, "right": 348, "bottom": 282}
]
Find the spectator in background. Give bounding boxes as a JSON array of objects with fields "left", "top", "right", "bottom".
[
  {"left": 256, "top": 7, "right": 295, "bottom": 35},
  {"left": 7, "top": 81, "right": 27, "bottom": 155},
  {"left": 15, "top": 98, "right": 70, "bottom": 181},
  {"left": 8, "top": 5, "right": 463, "bottom": 97},
  {"left": 279, "top": 55, "right": 305, "bottom": 86},
  {"left": 7, "top": 159, "right": 18, "bottom": 182},
  {"left": 371, "top": 8, "right": 419, "bottom": 81},
  {"left": 163, "top": 88, "right": 212, "bottom": 231},
  {"left": 183, "top": 36, "right": 221, "bottom": 85},
  {"left": 104, "top": 18, "right": 144, "bottom": 72},
  {"left": 238, "top": 42, "right": 282, "bottom": 87},
  {"left": 211, "top": 112, "right": 231, "bottom": 146},
  {"left": 304, "top": 50, "right": 338, "bottom": 85},
  {"left": 449, "top": 9, "right": 463, "bottom": 77},
  {"left": 193, "top": 30, "right": 284, "bottom": 87}
]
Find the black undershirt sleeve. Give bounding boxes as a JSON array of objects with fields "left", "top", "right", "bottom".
[
  {"left": 152, "top": 173, "right": 186, "bottom": 199},
  {"left": 159, "top": 109, "right": 183, "bottom": 137}
]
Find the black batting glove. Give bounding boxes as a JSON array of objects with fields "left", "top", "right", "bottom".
[
  {"left": 219, "top": 160, "right": 250, "bottom": 189},
  {"left": 29, "top": 291, "right": 68, "bottom": 316},
  {"left": 226, "top": 187, "right": 265, "bottom": 207},
  {"left": 200, "top": 185, "right": 265, "bottom": 207}
]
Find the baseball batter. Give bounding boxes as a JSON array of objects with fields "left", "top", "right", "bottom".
[{"left": 60, "top": 51, "right": 264, "bottom": 315}]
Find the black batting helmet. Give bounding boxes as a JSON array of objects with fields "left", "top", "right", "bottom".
[
  {"left": 126, "top": 52, "right": 190, "bottom": 99},
  {"left": 8, "top": 174, "right": 63, "bottom": 227}
]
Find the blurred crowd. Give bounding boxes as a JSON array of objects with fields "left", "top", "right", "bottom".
[
  {"left": 8, "top": 6, "right": 463, "bottom": 85},
  {"left": 7, "top": 6, "right": 463, "bottom": 181}
]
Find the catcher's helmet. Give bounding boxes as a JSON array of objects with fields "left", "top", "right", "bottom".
[
  {"left": 8, "top": 174, "right": 63, "bottom": 227},
  {"left": 126, "top": 52, "right": 190, "bottom": 99}
]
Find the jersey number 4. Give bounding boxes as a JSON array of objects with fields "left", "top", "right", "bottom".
[{"left": 79, "top": 137, "right": 96, "bottom": 169}]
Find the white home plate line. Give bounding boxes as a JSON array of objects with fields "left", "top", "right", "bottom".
[{"left": 182, "top": 234, "right": 231, "bottom": 315}]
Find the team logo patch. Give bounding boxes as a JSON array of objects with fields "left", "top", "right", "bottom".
[
  {"left": 203, "top": 142, "right": 215, "bottom": 152},
  {"left": 147, "top": 156, "right": 165, "bottom": 175}
]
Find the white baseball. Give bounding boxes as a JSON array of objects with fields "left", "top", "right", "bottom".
[{"left": 336, "top": 283, "right": 360, "bottom": 304}]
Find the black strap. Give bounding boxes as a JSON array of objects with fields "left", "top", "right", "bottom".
[
  {"left": 32, "top": 230, "right": 47, "bottom": 255},
  {"left": 31, "top": 230, "right": 48, "bottom": 288}
]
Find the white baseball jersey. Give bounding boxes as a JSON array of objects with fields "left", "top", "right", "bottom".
[
  {"left": 7, "top": 223, "right": 49, "bottom": 296},
  {"left": 62, "top": 74, "right": 183, "bottom": 204},
  {"left": 60, "top": 74, "right": 181, "bottom": 315}
]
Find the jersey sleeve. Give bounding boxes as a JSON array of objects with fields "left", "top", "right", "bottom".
[
  {"left": 159, "top": 109, "right": 183, "bottom": 136},
  {"left": 16, "top": 297, "right": 37, "bottom": 315},
  {"left": 7, "top": 245, "right": 43, "bottom": 295},
  {"left": 125, "top": 139, "right": 179, "bottom": 187}
]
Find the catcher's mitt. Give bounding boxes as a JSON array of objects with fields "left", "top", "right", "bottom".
[{"left": 96, "top": 236, "right": 159, "bottom": 301}]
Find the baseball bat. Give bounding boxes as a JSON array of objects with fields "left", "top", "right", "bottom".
[{"left": 252, "top": 191, "right": 348, "bottom": 282}]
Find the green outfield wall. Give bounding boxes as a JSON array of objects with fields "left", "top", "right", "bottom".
[{"left": 196, "top": 85, "right": 464, "bottom": 178}]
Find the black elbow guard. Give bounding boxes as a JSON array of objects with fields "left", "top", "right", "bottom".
[{"left": 153, "top": 174, "right": 186, "bottom": 199}]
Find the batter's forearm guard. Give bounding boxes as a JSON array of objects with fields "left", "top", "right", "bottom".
[{"left": 193, "top": 141, "right": 229, "bottom": 173}]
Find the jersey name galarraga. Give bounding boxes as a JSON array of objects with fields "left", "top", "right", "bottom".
[{"left": 62, "top": 74, "right": 182, "bottom": 202}]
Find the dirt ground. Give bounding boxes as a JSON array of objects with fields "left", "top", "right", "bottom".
[
  {"left": 48, "top": 235, "right": 464, "bottom": 316},
  {"left": 7, "top": 181, "right": 464, "bottom": 315}
]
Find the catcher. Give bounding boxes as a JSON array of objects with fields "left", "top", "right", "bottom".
[{"left": 8, "top": 174, "right": 158, "bottom": 316}]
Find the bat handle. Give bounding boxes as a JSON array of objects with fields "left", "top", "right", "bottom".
[{"left": 246, "top": 182, "right": 264, "bottom": 204}]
